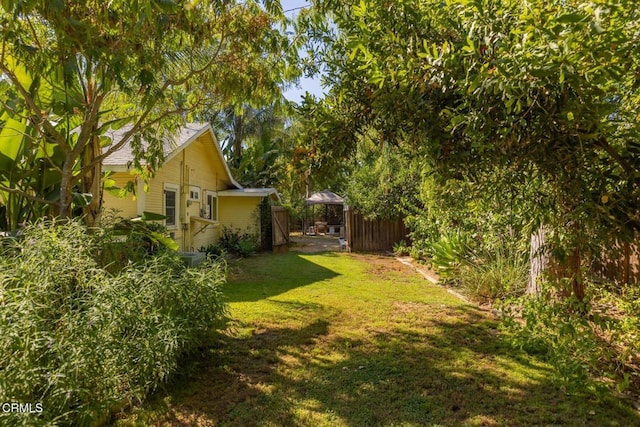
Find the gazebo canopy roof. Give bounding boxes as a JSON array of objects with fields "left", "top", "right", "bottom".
[{"left": 306, "top": 190, "right": 344, "bottom": 205}]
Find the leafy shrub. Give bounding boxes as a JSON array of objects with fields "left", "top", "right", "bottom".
[
  {"left": 200, "top": 226, "right": 257, "bottom": 258},
  {"left": 97, "top": 212, "right": 178, "bottom": 272},
  {"left": 427, "top": 231, "right": 474, "bottom": 279},
  {"left": 0, "top": 219, "right": 228, "bottom": 426},
  {"left": 409, "top": 245, "right": 425, "bottom": 261},
  {"left": 236, "top": 238, "right": 256, "bottom": 257},
  {"left": 200, "top": 241, "right": 227, "bottom": 257},
  {"left": 425, "top": 231, "right": 527, "bottom": 301},
  {"left": 502, "top": 294, "right": 606, "bottom": 396},
  {"left": 502, "top": 280, "right": 640, "bottom": 399},
  {"left": 393, "top": 240, "right": 410, "bottom": 256}
]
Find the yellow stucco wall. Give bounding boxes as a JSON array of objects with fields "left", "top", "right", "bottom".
[{"left": 102, "top": 131, "right": 251, "bottom": 251}]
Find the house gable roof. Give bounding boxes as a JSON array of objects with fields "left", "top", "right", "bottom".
[{"left": 103, "top": 122, "right": 242, "bottom": 190}]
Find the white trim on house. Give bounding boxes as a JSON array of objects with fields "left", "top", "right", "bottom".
[
  {"left": 218, "top": 188, "right": 278, "bottom": 198},
  {"left": 188, "top": 185, "right": 201, "bottom": 202},
  {"left": 163, "top": 183, "right": 179, "bottom": 229},
  {"left": 136, "top": 178, "right": 146, "bottom": 216},
  {"left": 203, "top": 190, "right": 218, "bottom": 221},
  {"left": 162, "top": 124, "right": 243, "bottom": 190}
]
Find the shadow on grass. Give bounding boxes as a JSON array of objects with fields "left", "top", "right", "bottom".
[
  {"left": 225, "top": 252, "right": 341, "bottom": 303},
  {"left": 129, "top": 305, "right": 640, "bottom": 426}
]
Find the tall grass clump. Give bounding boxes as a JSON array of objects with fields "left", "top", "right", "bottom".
[
  {"left": 0, "top": 219, "right": 228, "bottom": 426},
  {"left": 458, "top": 248, "right": 529, "bottom": 301},
  {"left": 426, "top": 232, "right": 528, "bottom": 301}
]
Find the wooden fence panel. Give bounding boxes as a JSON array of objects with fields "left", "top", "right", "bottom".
[
  {"left": 344, "top": 208, "right": 407, "bottom": 253},
  {"left": 596, "top": 237, "right": 640, "bottom": 284},
  {"left": 271, "top": 206, "right": 289, "bottom": 250}
]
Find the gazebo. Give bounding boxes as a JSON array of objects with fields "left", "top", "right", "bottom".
[{"left": 304, "top": 190, "right": 345, "bottom": 235}]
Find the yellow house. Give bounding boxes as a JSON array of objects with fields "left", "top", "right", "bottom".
[{"left": 102, "top": 123, "right": 277, "bottom": 251}]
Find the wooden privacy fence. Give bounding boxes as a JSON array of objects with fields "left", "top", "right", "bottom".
[
  {"left": 271, "top": 206, "right": 289, "bottom": 251},
  {"left": 595, "top": 238, "right": 640, "bottom": 284},
  {"left": 344, "top": 208, "right": 408, "bottom": 253}
]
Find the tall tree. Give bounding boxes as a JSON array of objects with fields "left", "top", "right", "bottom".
[
  {"left": 302, "top": 0, "right": 640, "bottom": 300},
  {"left": 210, "top": 104, "right": 285, "bottom": 170},
  {"left": 0, "top": 0, "right": 296, "bottom": 226}
]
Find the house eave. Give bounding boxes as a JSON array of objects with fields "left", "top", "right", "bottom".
[{"left": 218, "top": 188, "right": 279, "bottom": 201}]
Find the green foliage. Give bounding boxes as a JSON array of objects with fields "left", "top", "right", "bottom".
[
  {"left": 343, "top": 132, "right": 422, "bottom": 220},
  {"left": 0, "top": 0, "right": 297, "bottom": 221},
  {"left": 458, "top": 248, "right": 529, "bottom": 301},
  {"left": 97, "top": 213, "right": 179, "bottom": 272},
  {"left": 392, "top": 240, "right": 409, "bottom": 256},
  {"left": 426, "top": 230, "right": 528, "bottom": 301},
  {"left": 301, "top": 0, "right": 640, "bottom": 300},
  {"left": 427, "top": 231, "right": 474, "bottom": 280},
  {"left": 211, "top": 104, "right": 288, "bottom": 188},
  {"left": 0, "top": 60, "right": 71, "bottom": 229},
  {"left": 200, "top": 226, "right": 257, "bottom": 258},
  {"left": 591, "top": 283, "right": 640, "bottom": 387},
  {"left": 502, "top": 279, "right": 640, "bottom": 398},
  {"left": 502, "top": 294, "right": 605, "bottom": 396},
  {"left": 0, "top": 219, "right": 228, "bottom": 426},
  {"left": 286, "top": 98, "right": 353, "bottom": 195}
]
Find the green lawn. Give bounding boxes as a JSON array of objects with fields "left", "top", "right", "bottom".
[{"left": 117, "top": 252, "right": 640, "bottom": 426}]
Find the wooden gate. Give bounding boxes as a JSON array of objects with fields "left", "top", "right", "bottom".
[{"left": 271, "top": 206, "right": 290, "bottom": 251}]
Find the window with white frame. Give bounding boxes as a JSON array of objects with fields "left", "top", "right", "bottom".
[
  {"left": 189, "top": 185, "right": 200, "bottom": 201},
  {"left": 163, "top": 184, "right": 179, "bottom": 227},
  {"left": 204, "top": 190, "right": 217, "bottom": 221}
]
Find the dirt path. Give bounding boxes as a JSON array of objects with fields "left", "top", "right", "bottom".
[{"left": 289, "top": 235, "right": 342, "bottom": 253}]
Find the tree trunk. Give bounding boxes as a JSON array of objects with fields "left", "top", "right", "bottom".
[
  {"left": 232, "top": 114, "right": 244, "bottom": 166},
  {"left": 528, "top": 224, "right": 548, "bottom": 295},
  {"left": 567, "top": 244, "right": 584, "bottom": 301},
  {"left": 81, "top": 135, "right": 103, "bottom": 227},
  {"left": 58, "top": 154, "right": 76, "bottom": 219},
  {"left": 529, "top": 223, "right": 585, "bottom": 303},
  {"left": 558, "top": 221, "right": 585, "bottom": 302}
]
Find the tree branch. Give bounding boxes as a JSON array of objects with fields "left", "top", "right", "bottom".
[
  {"left": 164, "top": 29, "right": 228, "bottom": 87},
  {"left": 79, "top": 32, "right": 231, "bottom": 175},
  {"left": 596, "top": 137, "right": 634, "bottom": 176},
  {"left": 0, "top": 184, "right": 56, "bottom": 206},
  {"left": 79, "top": 105, "right": 189, "bottom": 175},
  {"left": 73, "top": 90, "right": 106, "bottom": 158}
]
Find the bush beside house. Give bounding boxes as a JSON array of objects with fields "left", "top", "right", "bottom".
[{"left": 0, "top": 219, "right": 228, "bottom": 426}]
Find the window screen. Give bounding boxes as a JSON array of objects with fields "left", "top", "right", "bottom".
[{"left": 165, "top": 190, "right": 176, "bottom": 226}]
